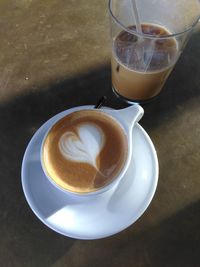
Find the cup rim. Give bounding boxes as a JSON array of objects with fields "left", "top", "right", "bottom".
[
  {"left": 108, "top": 0, "right": 200, "bottom": 40},
  {"left": 40, "top": 106, "right": 132, "bottom": 197}
]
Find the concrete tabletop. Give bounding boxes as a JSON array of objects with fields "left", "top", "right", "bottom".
[{"left": 0, "top": 0, "right": 200, "bottom": 266}]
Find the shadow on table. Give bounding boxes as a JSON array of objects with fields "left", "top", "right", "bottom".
[
  {"left": 0, "top": 31, "right": 200, "bottom": 267},
  {"left": 141, "top": 200, "right": 200, "bottom": 267},
  {"left": 79, "top": 200, "right": 200, "bottom": 267}
]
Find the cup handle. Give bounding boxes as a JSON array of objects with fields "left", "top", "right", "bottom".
[{"left": 116, "top": 104, "right": 144, "bottom": 131}]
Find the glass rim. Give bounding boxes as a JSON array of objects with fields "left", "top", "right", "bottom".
[{"left": 108, "top": 0, "right": 200, "bottom": 39}]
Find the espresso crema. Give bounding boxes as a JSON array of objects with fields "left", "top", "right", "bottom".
[{"left": 42, "top": 110, "right": 128, "bottom": 193}]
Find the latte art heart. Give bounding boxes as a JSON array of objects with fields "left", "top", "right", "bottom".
[
  {"left": 59, "top": 123, "right": 105, "bottom": 169},
  {"left": 42, "top": 110, "right": 128, "bottom": 193}
]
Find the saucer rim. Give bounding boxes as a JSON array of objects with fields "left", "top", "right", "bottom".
[{"left": 21, "top": 106, "right": 159, "bottom": 239}]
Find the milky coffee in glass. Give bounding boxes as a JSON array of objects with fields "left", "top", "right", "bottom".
[
  {"left": 109, "top": 0, "right": 200, "bottom": 103},
  {"left": 42, "top": 110, "right": 128, "bottom": 194},
  {"left": 111, "top": 24, "right": 178, "bottom": 102}
]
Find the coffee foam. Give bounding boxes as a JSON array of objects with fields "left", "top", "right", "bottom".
[
  {"left": 42, "top": 110, "right": 128, "bottom": 193},
  {"left": 59, "top": 123, "right": 105, "bottom": 169}
]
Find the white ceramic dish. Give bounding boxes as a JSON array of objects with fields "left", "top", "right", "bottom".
[{"left": 21, "top": 106, "right": 159, "bottom": 240}]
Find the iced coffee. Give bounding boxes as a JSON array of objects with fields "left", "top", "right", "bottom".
[{"left": 111, "top": 24, "right": 178, "bottom": 102}]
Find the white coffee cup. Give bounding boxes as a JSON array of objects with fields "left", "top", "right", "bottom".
[{"left": 40, "top": 104, "right": 144, "bottom": 196}]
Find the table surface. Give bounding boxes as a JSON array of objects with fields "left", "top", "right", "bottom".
[{"left": 0, "top": 1, "right": 200, "bottom": 266}]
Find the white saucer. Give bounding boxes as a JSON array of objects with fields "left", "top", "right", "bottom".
[{"left": 21, "top": 106, "right": 159, "bottom": 240}]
